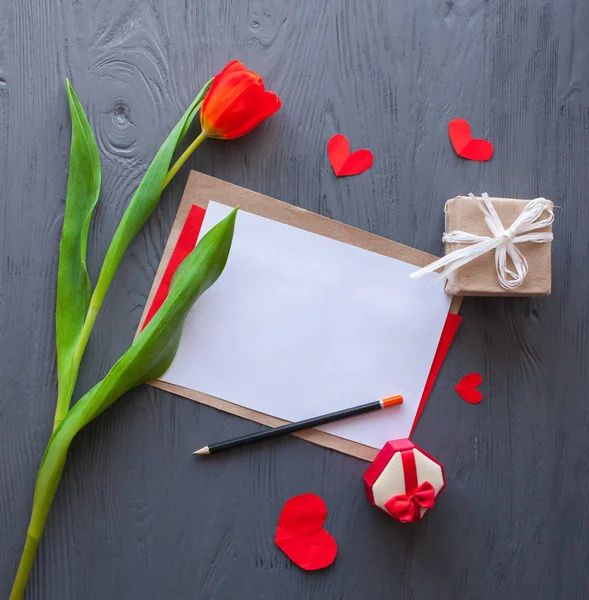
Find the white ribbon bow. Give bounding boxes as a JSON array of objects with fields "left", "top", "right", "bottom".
[{"left": 410, "top": 193, "right": 554, "bottom": 290}]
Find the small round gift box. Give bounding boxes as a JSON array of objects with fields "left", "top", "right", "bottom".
[{"left": 364, "top": 438, "right": 445, "bottom": 522}]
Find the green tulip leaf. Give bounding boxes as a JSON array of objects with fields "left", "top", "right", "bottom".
[{"left": 54, "top": 81, "right": 101, "bottom": 427}]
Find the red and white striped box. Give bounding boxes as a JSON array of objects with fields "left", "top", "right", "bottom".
[{"left": 364, "top": 438, "right": 445, "bottom": 523}]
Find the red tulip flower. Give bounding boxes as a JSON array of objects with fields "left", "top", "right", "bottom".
[
  {"left": 200, "top": 60, "right": 281, "bottom": 139},
  {"left": 163, "top": 60, "right": 281, "bottom": 187}
]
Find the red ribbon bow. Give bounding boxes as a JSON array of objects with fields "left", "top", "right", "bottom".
[{"left": 384, "top": 481, "right": 436, "bottom": 523}]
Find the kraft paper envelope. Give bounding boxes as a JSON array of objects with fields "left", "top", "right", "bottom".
[{"left": 139, "top": 171, "right": 461, "bottom": 461}]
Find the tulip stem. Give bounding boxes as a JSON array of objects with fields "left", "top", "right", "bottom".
[{"left": 163, "top": 131, "right": 208, "bottom": 189}]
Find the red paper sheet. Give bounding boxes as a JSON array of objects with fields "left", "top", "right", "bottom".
[
  {"left": 145, "top": 205, "right": 461, "bottom": 437},
  {"left": 141, "top": 204, "right": 207, "bottom": 330},
  {"left": 410, "top": 312, "right": 462, "bottom": 436}
]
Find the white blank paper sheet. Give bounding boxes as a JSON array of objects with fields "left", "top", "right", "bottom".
[{"left": 160, "top": 202, "right": 452, "bottom": 449}]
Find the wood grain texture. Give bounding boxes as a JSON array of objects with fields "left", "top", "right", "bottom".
[{"left": 1, "top": 0, "right": 588, "bottom": 598}]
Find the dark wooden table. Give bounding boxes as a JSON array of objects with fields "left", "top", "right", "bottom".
[{"left": 2, "top": 1, "right": 588, "bottom": 598}]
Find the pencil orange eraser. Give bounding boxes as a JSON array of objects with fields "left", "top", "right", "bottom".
[{"left": 382, "top": 395, "right": 403, "bottom": 407}]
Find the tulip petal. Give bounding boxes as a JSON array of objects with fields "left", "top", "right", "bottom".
[
  {"left": 201, "top": 60, "right": 247, "bottom": 118},
  {"left": 200, "top": 60, "right": 281, "bottom": 140},
  {"left": 220, "top": 91, "right": 281, "bottom": 139}
]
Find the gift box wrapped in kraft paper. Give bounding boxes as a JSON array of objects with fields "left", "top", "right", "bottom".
[{"left": 411, "top": 193, "right": 554, "bottom": 297}]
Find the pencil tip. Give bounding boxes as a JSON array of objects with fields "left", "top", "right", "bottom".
[{"left": 193, "top": 446, "right": 210, "bottom": 456}]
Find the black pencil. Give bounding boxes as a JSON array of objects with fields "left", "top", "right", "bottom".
[{"left": 193, "top": 395, "right": 403, "bottom": 455}]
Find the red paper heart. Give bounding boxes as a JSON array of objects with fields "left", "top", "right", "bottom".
[
  {"left": 275, "top": 493, "right": 337, "bottom": 570},
  {"left": 328, "top": 134, "right": 373, "bottom": 176},
  {"left": 455, "top": 373, "right": 483, "bottom": 404},
  {"left": 448, "top": 119, "right": 493, "bottom": 161}
]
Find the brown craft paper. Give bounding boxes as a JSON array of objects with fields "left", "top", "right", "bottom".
[
  {"left": 139, "top": 171, "right": 461, "bottom": 461},
  {"left": 444, "top": 196, "right": 554, "bottom": 297}
]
